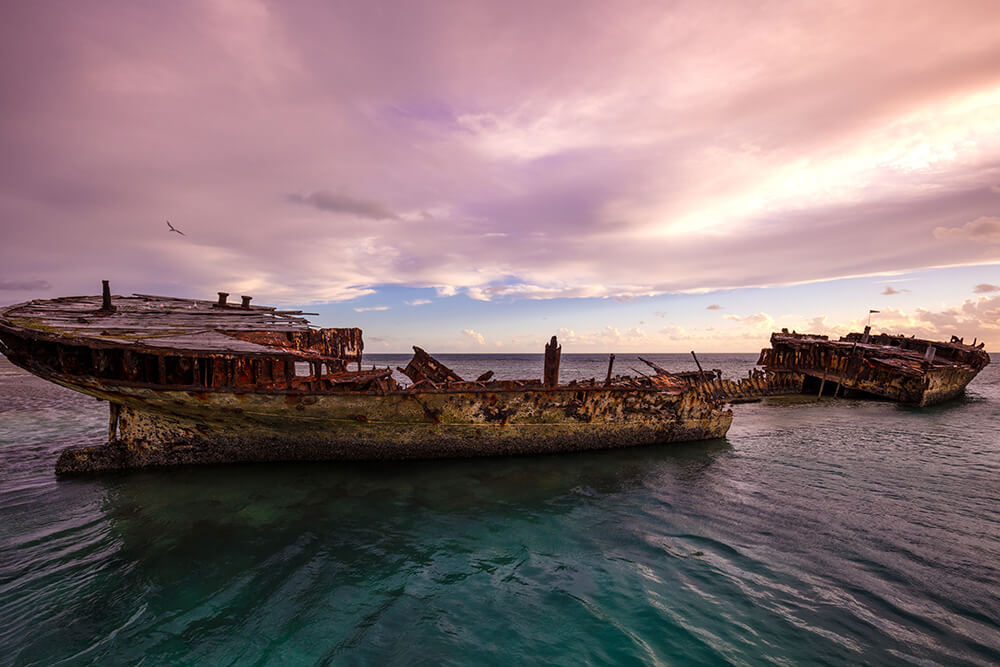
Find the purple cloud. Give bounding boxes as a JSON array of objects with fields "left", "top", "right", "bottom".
[
  {"left": 0, "top": 280, "right": 50, "bottom": 291},
  {"left": 1, "top": 0, "right": 999, "bottom": 310},
  {"left": 287, "top": 191, "right": 398, "bottom": 220}
]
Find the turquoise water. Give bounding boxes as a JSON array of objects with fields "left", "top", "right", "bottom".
[{"left": 1, "top": 354, "right": 998, "bottom": 665}]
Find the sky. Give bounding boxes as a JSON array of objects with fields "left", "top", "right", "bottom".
[{"left": 1, "top": 0, "right": 998, "bottom": 353}]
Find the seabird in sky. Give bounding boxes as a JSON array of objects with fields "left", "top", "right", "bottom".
[{"left": 166, "top": 220, "right": 185, "bottom": 236}]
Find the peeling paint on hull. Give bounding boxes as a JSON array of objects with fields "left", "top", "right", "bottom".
[
  {"left": 758, "top": 330, "right": 990, "bottom": 406},
  {"left": 51, "top": 379, "right": 732, "bottom": 473}
]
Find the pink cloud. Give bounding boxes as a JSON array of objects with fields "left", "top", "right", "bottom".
[{"left": 1, "top": 1, "right": 1000, "bottom": 307}]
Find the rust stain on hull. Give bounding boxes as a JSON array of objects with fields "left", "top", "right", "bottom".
[
  {"left": 757, "top": 329, "right": 990, "bottom": 406},
  {"left": 0, "top": 285, "right": 734, "bottom": 474}
]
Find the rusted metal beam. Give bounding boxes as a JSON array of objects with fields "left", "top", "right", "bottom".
[
  {"left": 401, "top": 347, "right": 463, "bottom": 384},
  {"left": 638, "top": 356, "right": 670, "bottom": 376}
]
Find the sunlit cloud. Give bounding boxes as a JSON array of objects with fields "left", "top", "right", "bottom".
[
  {"left": 724, "top": 313, "right": 775, "bottom": 328},
  {"left": 934, "top": 216, "right": 1000, "bottom": 243},
  {"left": 462, "top": 328, "right": 486, "bottom": 345},
  {"left": 2, "top": 0, "right": 1000, "bottom": 350}
]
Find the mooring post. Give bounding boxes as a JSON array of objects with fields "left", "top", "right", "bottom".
[
  {"left": 604, "top": 354, "right": 616, "bottom": 386},
  {"left": 543, "top": 335, "right": 561, "bottom": 388},
  {"left": 216, "top": 292, "right": 229, "bottom": 308},
  {"left": 241, "top": 295, "right": 252, "bottom": 309}
]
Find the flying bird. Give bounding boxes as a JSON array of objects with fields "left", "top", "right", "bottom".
[{"left": 166, "top": 220, "right": 185, "bottom": 236}]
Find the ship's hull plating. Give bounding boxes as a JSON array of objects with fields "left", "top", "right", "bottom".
[{"left": 48, "top": 376, "right": 733, "bottom": 473}]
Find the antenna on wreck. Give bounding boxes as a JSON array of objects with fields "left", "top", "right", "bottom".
[{"left": 867, "top": 309, "right": 879, "bottom": 328}]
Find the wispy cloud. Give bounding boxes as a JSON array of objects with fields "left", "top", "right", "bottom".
[
  {"left": 934, "top": 217, "right": 1000, "bottom": 243},
  {"left": 286, "top": 191, "right": 398, "bottom": 220},
  {"left": 705, "top": 304, "right": 723, "bottom": 310},
  {"left": 724, "top": 313, "right": 774, "bottom": 328},
  {"left": 353, "top": 305, "right": 389, "bottom": 312},
  {"left": 462, "top": 328, "right": 486, "bottom": 345},
  {"left": 0, "top": 279, "right": 50, "bottom": 291},
  {"left": 974, "top": 283, "right": 999, "bottom": 293},
  {"left": 882, "top": 286, "right": 911, "bottom": 295},
  {"left": 405, "top": 299, "right": 431, "bottom": 306},
  {"left": 2, "top": 0, "right": 1000, "bottom": 323}
]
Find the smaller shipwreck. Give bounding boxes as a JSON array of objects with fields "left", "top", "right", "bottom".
[
  {"left": 0, "top": 282, "right": 734, "bottom": 473},
  {"left": 757, "top": 327, "right": 990, "bottom": 406}
]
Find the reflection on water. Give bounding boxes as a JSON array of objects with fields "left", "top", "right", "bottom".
[{"left": 1, "top": 356, "right": 999, "bottom": 665}]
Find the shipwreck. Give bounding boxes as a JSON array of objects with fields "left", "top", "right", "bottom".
[
  {"left": 757, "top": 327, "right": 990, "bottom": 406},
  {"left": 0, "top": 282, "right": 734, "bottom": 473}
]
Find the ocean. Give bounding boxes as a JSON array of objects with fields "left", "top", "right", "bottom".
[{"left": 1, "top": 353, "right": 998, "bottom": 665}]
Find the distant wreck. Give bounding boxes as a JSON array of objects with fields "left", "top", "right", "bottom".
[
  {"left": 757, "top": 327, "right": 990, "bottom": 406},
  {"left": 0, "top": 282, "right": 735, "bottom": 473}
]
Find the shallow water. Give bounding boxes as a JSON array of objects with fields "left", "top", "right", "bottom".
[{"left": 1, "top": 354, "right": 998, "bottom": 665}]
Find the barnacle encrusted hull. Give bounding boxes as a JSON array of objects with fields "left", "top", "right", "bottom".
[
  {"left": 0, "top": 288, "right": 733, "bottom": 473},
  {"left": 52, "top": 383, "right": 732, "bottom": 473}
]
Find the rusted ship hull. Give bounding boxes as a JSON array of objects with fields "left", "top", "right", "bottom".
[
  {"left": 48, "top": 378, "right": 732, "bottom": 473},
  {"left": 758, "top": 329, "right": 990, "bottom": 406},
  {"left": 0, "top": 288, "right": 733, "bottom": 473}
]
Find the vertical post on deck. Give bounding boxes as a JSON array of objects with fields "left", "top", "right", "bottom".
[
  {"left": 543, "top": 335, "right": 561, "bottom": 388},
  {"left": 604, "top": 354, "right": 616, "bottom": 386},
  {"left": 99, "top": 280, "right": 115, "bottom": 313}
]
